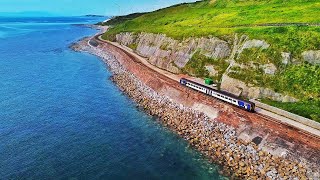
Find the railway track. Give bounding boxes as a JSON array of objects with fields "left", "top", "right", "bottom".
[
  {"left": 91, "top": 34, "right": 320, "bottom": 141},
  {"left": 255, "top": 111, "right": 320, "bottom": 141}
]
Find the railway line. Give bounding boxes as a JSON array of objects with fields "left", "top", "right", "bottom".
[
  {"left": 91, "top": 34, "right": 320, "bottom": 141},
  {"left": 254, "top": 111, "right": 320, "bottom": 141}
]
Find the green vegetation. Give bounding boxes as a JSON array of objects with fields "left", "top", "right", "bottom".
[
  {"left": 128, "top": 43, "right": 138, "bottom": 50},
  {"left": 273, "top": 63, "right": 320, "bottom": 99},
  {"left": 183, "top": 51, "right": 229, "bottom": 83},
  {"left": 230, "top": 62, "right": 320, "bottom": 121},
  {"left": 262, "top": 99, "right": 320, "bottom": 122},
  {"left": 103, "top": 0, "right": 320, "bottom": 55},
  {"left": 229, "top": 66, "right": 265, "bottom": 86},
  {"left": 230, "top": 63, "right": 320, "bottom": 99},
  {"left": 100, "top": 0, "right": 320, "bottom": 121},
  {"left": 97, "top": 12, "right": 147, "bottom": 26},
  {"left": 237, "top": 48, "right": 283, "bottom": 68}
]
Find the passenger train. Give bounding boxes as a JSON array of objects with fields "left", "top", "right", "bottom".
[{"left": 180, "top": 78, "right": 255, "bottom": 112}]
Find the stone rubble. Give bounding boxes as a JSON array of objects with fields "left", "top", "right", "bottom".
[{"left": 71, "top": 38, "right": 319, "bottom": 179}]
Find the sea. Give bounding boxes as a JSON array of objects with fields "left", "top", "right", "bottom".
[{"left": 0, "top": 16, "right": 225, "bottom": 179}]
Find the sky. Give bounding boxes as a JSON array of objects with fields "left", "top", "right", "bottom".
[{"left": 0, "top": 0, "right": 197, "bottom": 16}]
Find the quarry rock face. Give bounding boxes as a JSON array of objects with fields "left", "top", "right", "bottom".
[
  {"left": 116, "top": 32, "right": 231, "bottom": 73},
  {"left": 302, "top": 50, "right": 320, "bottom": 65}
]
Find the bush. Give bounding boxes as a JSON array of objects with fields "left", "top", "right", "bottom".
[{"left": 183, "top": 51, "right": 229, "bottom": 82}]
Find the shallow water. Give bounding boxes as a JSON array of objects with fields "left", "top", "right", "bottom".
[{"left": 0, "top": 17, "right": 226, "bottom": 179}]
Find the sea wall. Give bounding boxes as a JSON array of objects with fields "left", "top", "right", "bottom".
[{"left": 71, "top": 38, "right": 318, "bottom": 179}]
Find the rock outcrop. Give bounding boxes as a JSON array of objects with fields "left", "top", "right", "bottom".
[
  {"left": 302, "top": 50, "right": 320, "bottom": 65},
  {"left": 116, "top": 32, "right": 231, "bottom": 73},
  {"left": 260, "top": 63, "right": 277, "bottom": 75},
  {"left": 237, "top": 39, "right": 270, "bottom": 56},
  {"left": 281, "top": 52, "right": 291, "bottom": 65},
  {"left": 220, "top": 75, "right": 298, "bottom": 102},
  {"left": 114, "top": 32, "right": 306, "bottom": 102}
]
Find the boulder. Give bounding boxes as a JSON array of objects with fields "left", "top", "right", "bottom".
[
  {"left": 220, "top": 74, "right": 246, "bottom": 96},
  {"left": 302, "top": 50, "right": 320, "bottom": 65},
  {"left": 260, "top": 63, "right": 277, "bottom": 75},
  {"left": 205, "top": 65, "right": 219, "bottom": 77},
  {"left": 242, "top": 39, "right": 270, "bottom": 50},
  {"left": 281, "top": 52, "right": 291, "bottom": 65}
]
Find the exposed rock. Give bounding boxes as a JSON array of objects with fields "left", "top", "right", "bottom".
[
  {"left": 282, "top": 95, "right": 299, "bottom": 103},
  {"left": 281, "top": 52, "right": 291, "bottom": 65},
  {"left": 220, "top": 75, "right": 298, "bottom": 102},
  {"left": 116, "top": 32, "right": 136, "bottom": 46},
  {"left": 302, "top": 50, "right": 320, "bottom": 65},
  {"left": 205, "top": 65, "right": 219, "bottom": 77},
  {"left": 260, "top": 63, "right": 277, "bottom": 75},
  {"left": 115, "top": 32, "right": 231, "bottom": 73},
  {"left": 236, "top": 39, "right": 270, "bottom": 57},
  {"left": 220, "top": 74, "right": 246, "bottom": 97},
  {"left": 242, "top": 39, "right": 270, "bottom": 50}
]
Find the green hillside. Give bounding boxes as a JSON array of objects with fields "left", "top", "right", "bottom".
[
  {"left": 101, "top": 0, "right": 320, "bottom": 121},
  {"left": 103, "top": 0, "right": 320, "bottom": 54}
]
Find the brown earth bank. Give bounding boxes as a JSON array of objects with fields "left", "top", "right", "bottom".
[{"left": 71, "top": 37, "right": 320, "bottom": 179}]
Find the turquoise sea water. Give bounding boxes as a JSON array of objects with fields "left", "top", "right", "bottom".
[{"left": 0, "top": 17, "right": 225, "bottom": 179}]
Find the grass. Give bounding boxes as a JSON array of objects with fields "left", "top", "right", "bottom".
[
  {"left": 103, "top": 0, "right": 320, "bottom": 45},
  {"left": 97, "top": 12, "right": 147, "bottom": 26},
  {"left": 183, "top": 51, "right": 229, "bottom": 85},
  {"left": 103, "top": 0, "right": 320, "bottom": 55},
  {"left": 128, "top": 43, "right": 138, "bottom": 50},
  {"left": 262, "top": 99, "right": 320, "bottom": 122},
  {"left": 101, "top": 0, "right": 320, "bottom": 122}
]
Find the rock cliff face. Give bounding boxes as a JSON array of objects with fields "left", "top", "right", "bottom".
[
  {"left": 116, "top": 32, "right": 231, "bottom": 73},
  {"left": 220, "top": 75, "right": 298, "bottom": 102},
  {"left": 113, "top": 32, "right": 310, "bottom": 102}
]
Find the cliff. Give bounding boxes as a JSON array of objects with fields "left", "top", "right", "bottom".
[
  {"left": 114, "top": 32, "right": 305, "bottom": 102},
  {"left": 100, "top": 0, "right": 320, "bottom": 121}
]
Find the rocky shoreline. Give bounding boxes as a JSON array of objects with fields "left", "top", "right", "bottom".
[{"left": 71, "top": 38, "right": 319, "bottom": 179}]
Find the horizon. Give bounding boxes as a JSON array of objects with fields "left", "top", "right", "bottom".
[{"left": 0, "top": 0, "right": 196, "bottom": 17}]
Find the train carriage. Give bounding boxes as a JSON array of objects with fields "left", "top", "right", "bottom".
[{"left": 180, "top": 78, "right": 255, "bottom": 112}]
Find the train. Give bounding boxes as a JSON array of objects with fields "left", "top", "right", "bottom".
[{"left": 180, "top": 78, "right": 255, "bottom": 112}]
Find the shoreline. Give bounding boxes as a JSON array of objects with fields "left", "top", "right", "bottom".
[{"left": 71, "top": 36, "right": 319, "bottom": 179}]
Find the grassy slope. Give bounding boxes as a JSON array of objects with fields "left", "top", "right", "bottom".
[
  {"left": 104, "top": 0, "right": 320, "bottom": 50},
  {"left": 102, "top": 0, "right": 320, "bottom": 121}
]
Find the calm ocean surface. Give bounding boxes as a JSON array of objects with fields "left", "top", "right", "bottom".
[{"left": 0, "top": 17, "right": 225, "bottom": 179}]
